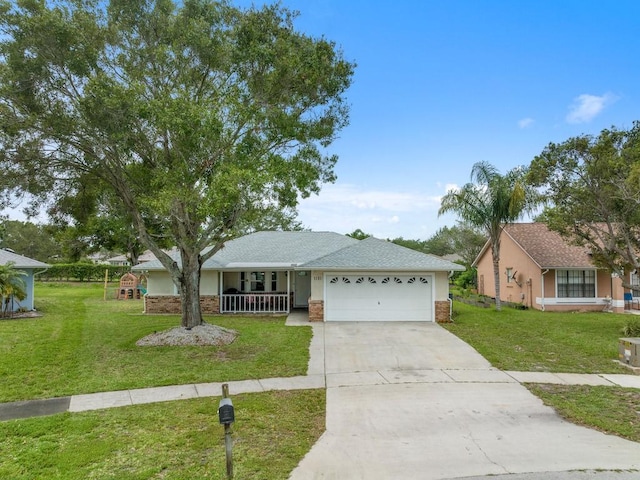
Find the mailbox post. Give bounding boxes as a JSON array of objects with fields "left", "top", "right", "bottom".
[{"left": 219, "top": 384, "right": 234, "bottom": 479}]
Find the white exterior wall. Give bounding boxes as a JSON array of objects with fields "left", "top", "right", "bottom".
[
  {"left": 310, "top": 271, "right": 324, "bottom": 300},
  {"left": 201, "top": 271, "right": 219, "bottom": 295},
  {"left": 433, "top": 271, "right": 451, "bottom": 301},
  {"left": 147, "top": 270, "right": 218, "bottom": 295},
  {"left": 147, "top": 271, "right": 175, "bottom": 295},
  {"left": 275, "top": 271, "right": 288, "bottom": 292}
]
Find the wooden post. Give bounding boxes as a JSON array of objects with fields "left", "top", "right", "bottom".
[
  {"left": 103, "top": 269, "right": 109, "bottom": 301},
  {"left": 222, "top": 383, "right": 233, "bottom": 479}
]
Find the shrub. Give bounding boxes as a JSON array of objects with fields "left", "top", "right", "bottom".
[
  {"left": 454, "top": 266, "right": 476, "bottom": 289},
  {"left": 40, "top": 264, "right": 130, "bottom": 282},
  {"left": 621, "top": 317, "right": 640, "bottom": 337}
]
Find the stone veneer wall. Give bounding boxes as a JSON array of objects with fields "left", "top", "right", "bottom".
[
  {"left": 435, "top": 300, "right": 451, "bottom": 323},
  {"left": 308, "top": 299, "right": 324, "bottom": 322},
  {"left": 144, "top": 295, "right": 220, "bottom": 315}
]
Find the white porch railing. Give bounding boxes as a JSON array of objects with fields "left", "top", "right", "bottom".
[{"left": 220, "top": 293, "right": 290, "bottom": 314}]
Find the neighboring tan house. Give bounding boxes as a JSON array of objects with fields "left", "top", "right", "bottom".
[
  {"left": 0, "top": 249, "right": 50, "bottom": 312},
  {"left": 132, "top": 231, "right": 465, "bottom": 322},
  {"left": 473, "top": 223, "right": 631, "bottom": 313}
]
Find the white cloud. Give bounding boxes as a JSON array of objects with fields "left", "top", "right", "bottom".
[
  {"left": 566, "top": 92, "right": 618, "bottom": 124},
  {"left": 518, "top": 117, "right": 534, "bottom": 129},
  {"left": 297, "top": 183, "right": 455, "bottom": 240}
]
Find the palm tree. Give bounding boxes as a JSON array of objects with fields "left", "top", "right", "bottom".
[
  {"left": 0, "top": 262, "right": 28, "bottom": 317},
  {"left": 439, "top": 161, "right": 538, "bottom": 310}
]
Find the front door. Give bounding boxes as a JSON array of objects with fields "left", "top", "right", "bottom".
[{"left": 294, "top": 271, "right": 312, "bottom": 308}]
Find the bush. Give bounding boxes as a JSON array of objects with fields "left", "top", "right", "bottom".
[
  {"left": 39, "top": 263, "right": 131, "bottom": 282},
  {"left": 621, "top": 317, "right": 640, "bottom": 337},
  {"left": 454, "top": 266, "right": 476, "bottom": 289}
]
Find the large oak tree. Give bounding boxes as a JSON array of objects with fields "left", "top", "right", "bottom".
[{"left": 0, "top": 0, "right": 354, "bottom": 327}]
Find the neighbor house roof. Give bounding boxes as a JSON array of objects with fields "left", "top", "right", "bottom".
[
  {"left": 473, "top": 223, "right": 595, "bottom": 269},
  {"left": 133, "top": 231, "right": 464, "bottom": 272},
  {"left": 0, "top": 249, "right": 50, "bottom": 269}
]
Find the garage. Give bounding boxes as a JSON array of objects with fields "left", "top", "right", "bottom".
[{"left": 324, "top": 273, "right": 433, "bottom": 322}]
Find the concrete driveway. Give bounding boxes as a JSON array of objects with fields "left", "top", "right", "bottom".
[{"left": 290, "top": 322, "right": 640, "bottom": 480}]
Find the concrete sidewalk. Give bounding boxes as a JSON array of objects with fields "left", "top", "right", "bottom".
[{"left": 3, "top": 367, "right": 639, "bottom": 421}]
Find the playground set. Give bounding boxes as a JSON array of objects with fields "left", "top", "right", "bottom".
[{"left": 116, "top": 272, "right": 147, "bottom": 300}]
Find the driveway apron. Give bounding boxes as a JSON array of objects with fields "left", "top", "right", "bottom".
[{"left": 290, "top": 322, "right": 640, "bottom": 480}]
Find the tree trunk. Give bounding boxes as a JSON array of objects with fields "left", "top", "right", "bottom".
[
  {"left": 492, "top": 245, "right": 502, "bottom": 311},
  {"left": 179, "top": 251, "right": 204, "bottom": 328}
]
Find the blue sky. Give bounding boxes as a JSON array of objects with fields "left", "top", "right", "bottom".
[
  {"left": 6, "top": 1, "right": 640, "bottom": 241},
  {"left": 266, "top": 0, "right": 640, "bottom": 240}
]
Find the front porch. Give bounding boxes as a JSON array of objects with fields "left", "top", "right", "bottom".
[
  {"left": 142, "top": 269, "right": 312, "bottom": 315},
  {"left": 219, "top": 269, "right": 311, "bottom": 315}
]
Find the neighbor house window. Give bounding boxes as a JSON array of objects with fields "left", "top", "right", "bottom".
[
  {"left": 631, "top": 272, "right": 640, "bottom": 298},
  {"left": 557, "top": 270, "right": 595, "bottom": 298},
  {"left": 506, "top": 268, "right": 513, "bottom": 284}
]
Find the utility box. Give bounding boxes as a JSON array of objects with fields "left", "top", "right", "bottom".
[{"left": 618, "top": 338, "right": 640, "bottom": 367}]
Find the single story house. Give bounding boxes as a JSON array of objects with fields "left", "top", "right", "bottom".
[
  {"left": 473, "top": 223, "right": 631, "bottom": 313},
  {"left": 0, "top": 248, "right": 50, "bottom": 312},
  {"left": 132, "top": 231, "right": 465, "bottom": 322}
]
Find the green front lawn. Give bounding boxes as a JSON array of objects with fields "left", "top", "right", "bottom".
[
  {"left": 444, "top": 302, "right": 631, "bottom": 373},
  {"left": 0, "top": 283, "right": 312, "bottom": 403},
  {"left": 0, "top": 389, "right": 325, "bottom": 480},
  {"left": 527, "top": 384, "right": 640, "bottom": 443}
]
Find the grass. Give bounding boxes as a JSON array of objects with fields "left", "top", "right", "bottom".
[
  {"left": 0, "top": 389, "right": 325, "bottom": 479},
  {"left": 446, "top": 301, "right": 640, "bottom": 444},
  {"left": 444, "top": 301, "right": 631, "bottom": 373},
  {"left": 0, "top": 282, "right": 312, "bottom": 402},
  {"left": 527, "top": 384, "right": 640, "bottom": 443}
]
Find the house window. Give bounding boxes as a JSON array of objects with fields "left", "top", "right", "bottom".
[
  {"left": 557, "top": 270, "right": 595, "bottom": 298},
  {"left": 241, "top": 271, "right": 265, "bottom": 292},
  {"left": 271, "top": 272, "right": 277, "bottom": 291},
  {"left": 506, "top": 268, "right": 513, "bottom": 284}
]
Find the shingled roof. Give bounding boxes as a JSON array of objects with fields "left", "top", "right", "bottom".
[
  {"left": 134, "top": 231, "right": 464, "bottom": 272},
  {"left": 501, "top": 223, "right": 595, "bottom": 268},
  {"left": 302, "top": 236, "right": 465, "bottom": 271},
  {"left": 0, "top": 249, "right": 50, "bottom": 269}
]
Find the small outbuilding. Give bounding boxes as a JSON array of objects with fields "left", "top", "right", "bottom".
[{"left": 0, "top": 249, "right": 49, "bottom": 313}]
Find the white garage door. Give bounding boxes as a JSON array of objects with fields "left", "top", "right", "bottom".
[{"left": 325, "top": 274, "right": 433, "bottom": 322}]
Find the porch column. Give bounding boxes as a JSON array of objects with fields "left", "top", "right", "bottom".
[
  {"left": 287, "top": 270, "right": 291, "bottom": 313},
  {"left": 219, "top": 271, "right": 224, "bottom": 313}
]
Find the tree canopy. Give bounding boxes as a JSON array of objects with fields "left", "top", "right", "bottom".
[
  {"left": 528, "top": 123, "right": 640, "bottom": 287},
  {"left": 0, "top": 0, "right": 355, "bottom": 327},
  {"left": 0, "top": 220, "right": 62, "bottom": 262},
  {"left": 439, "top": 161, "right": 538, "bottom": 309},
  {"left": 421, "top": 224, "right": 485, "bottom": 265}
]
